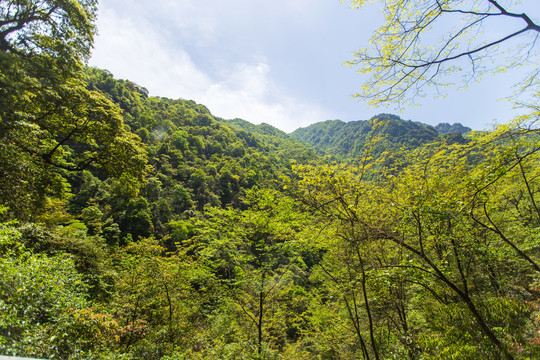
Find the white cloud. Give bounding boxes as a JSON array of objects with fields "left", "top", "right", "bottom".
[
  {"left": 89, "top": 1, "right": 330, "bottom": 133},
  {"left": 89, "top": 0, "right": 540, "bottom": 133},
  {"left": 201, "top": 62, "right": 330, "bottom": 133}
]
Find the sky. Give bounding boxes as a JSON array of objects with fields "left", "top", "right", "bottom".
[{"left": 89, "top": 0, "right": 540, "bottom": 133}]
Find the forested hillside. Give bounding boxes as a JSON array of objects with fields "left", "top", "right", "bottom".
[
  {"left": 1, "top": 1, "right": 539, "bottom": 360},
  {"left": 78, "top": 68, "right": 317, "bottom": 244},
  {"left": 291, "top": 114, "right": 469, "bottom": 159}
]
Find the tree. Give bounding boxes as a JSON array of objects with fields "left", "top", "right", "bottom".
[
  {"left": 0, "top": 0, "right": 97, "bottom": 58},
  {"left": 109, "top": 237, "right": 206, "bottom": 357},
  {"left": 193, "top": 188, "right": 308, "bottom": 356},
  {"left": 343, "top": 0, "right": 540, "bottom": 105},
  {"left": 291, "top": 124, "right": 540, "bottom": 359},
  {"left": 292, "top": 161, "right": 411, "bottom": 360},
  {"left": 0, "top": 0, "right": 147, "bottom": 217},
  {"left": 0, "top": 216, "right": 118, "bottom": 359}
]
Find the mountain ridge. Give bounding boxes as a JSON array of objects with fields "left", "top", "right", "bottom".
[{"left": 289, "top": 113, "right": 469, "bottom": 159}]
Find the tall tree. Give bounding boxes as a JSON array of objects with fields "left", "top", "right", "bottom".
[
  {"left": 0, "top": 0, "right": 97, "bottom": 58},
  {"left": 193, "top": 188, "right": 308, "bottom": 356},
  {"left": 0, "top": 0, "right": 147, "bottom": 217}
]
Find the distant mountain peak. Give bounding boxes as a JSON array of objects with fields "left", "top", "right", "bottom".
[
  {"left": 291, "top": 114, "right": 440, "bottom": 159},
  {"left": 435, "top": 122, "right": 471, "bottom": 134}
]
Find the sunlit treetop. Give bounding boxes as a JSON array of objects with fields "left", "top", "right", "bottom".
[
  {"left": 343, "top": 0, "right": 540, "bottom": 106},
  {"left": 0, "top": 0, "right": 97, "bottom": 60}
]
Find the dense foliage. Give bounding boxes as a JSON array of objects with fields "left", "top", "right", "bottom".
[
  {"left": 1, "top": 1, "right": 539, "bottom": 359},
  {"left": 290, "top": 114, "right": 469, "bottom": 160}
]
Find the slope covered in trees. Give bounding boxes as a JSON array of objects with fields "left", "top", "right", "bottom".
[
  {"left": 2, "top": 65, "right": 539, "bottom": 359},
  {"left": 65, "top": 68, "right": 319, "bottom": 244},
  {"left": 1, "top": 1, "right": 539, "bottom": 359},
  {"left": 291, "top": 113, "right": 469, "bottom": 159}
]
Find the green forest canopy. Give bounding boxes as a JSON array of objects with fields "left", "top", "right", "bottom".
[{"left": 1, "top": 1, "right": 539, "bottom": 359}]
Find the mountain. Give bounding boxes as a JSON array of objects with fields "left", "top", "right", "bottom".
[
  {"left": 435, "top": 122, "right": 472, "bottom": 134},
  {"left": 4, "top": 4, "right": 537, "bottom": 357},
  {"left": 291, "top": 113, "right": 441, "bottom": 159},
  {"left": 220, "top": 118, "right": 318, "bottom": 164},
  {"left": 2, "top": 66, "right": 535, "bottom": 360},
  {"left": 55, "top": 68, "right": 321, "bottom": 245}
]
